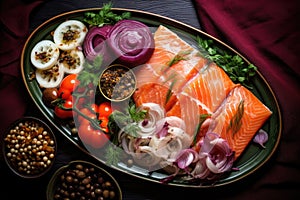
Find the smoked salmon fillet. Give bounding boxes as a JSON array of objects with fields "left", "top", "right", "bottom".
[
  {"left": 208, "top": 85, "right": 272, "bottom": 159},
  {"left": 132, "top": 25, "right": 272, "bottom": 159},
  {"left": 183, "top": 62, "right": 237, "bottom": 113}
]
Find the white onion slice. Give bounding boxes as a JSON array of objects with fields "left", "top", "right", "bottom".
[
  {"left": 35, "top": 63, "right": 64, "bottom": 88},
  {"left": 53, "top": 20, "right": 87, "bottom": 50},
  {"left": 136, "top": 103, "right": 165, "bottom": 137},
  {"left": 58, "top": 49, "right": 85, "bottom": 74},
  {"left": 30, "top": 40, "right": 60, "bottom": 70}
]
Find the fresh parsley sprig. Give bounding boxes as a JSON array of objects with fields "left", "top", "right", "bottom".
[
  {"left": 108, "top": 100, "right": 147, "bottom": 140},
  {"left": 197, "top": 36, "right": 257, "bottom": 89},
  {"left": 105, "top": 144, "right": 122, "bottom": 166},
  {"left": 83, "top": 2, "right": 131, "bottom": 27},
  {"left": 76, "top": 56, "right": 103, "bottom": 88}
]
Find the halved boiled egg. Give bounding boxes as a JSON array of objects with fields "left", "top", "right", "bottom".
[
  {"left": 30, "top": 40, "right": 60, "bottom": 70},
  {"left": 53, "top": 20, "right": 88, "bottom": 51},
  {"left": 58, "top": 49, "right": 85, "bottom": 74},
  {"left": 35, "top": 63, "right": 64, "bottom": 88}
]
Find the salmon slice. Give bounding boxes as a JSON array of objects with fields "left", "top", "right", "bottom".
[
  {"left": 166, "top": 93, "right": 213, "bottom": 137},
  {"left": 154, "top": 25, "right": 194, "bottom": 54},
  {"left": 133, "top": 83, "right": 178, "bottom": 112},
  {"left": 134, "top": 48, "right": 173, "bottom": 87},
  {"left": 208, "top": 85, "right": 272, "bottom": 159},
  {"left": 153, "top": 25, "right": 208, "bottom": 82},
  {"left": 183, "top": 62, "right": 237, "bottom": 112},
  {"left": 135, "top": 25, "right": 208, "bottom": 94}
]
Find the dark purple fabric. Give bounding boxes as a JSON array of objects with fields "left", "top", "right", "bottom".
[
  {"left": 194, "top": 0, "right": 300, "bottom": 198},
  {"left": 0, "top": 0, "right": 44, "bottom": 134}
]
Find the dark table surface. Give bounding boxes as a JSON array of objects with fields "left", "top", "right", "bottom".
[{"left": 1, "top": 0, "right": 298, "bottom": 200}]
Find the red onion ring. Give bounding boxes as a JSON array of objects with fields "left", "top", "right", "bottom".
[{"left": 107, "top": 19, "right": 155, "bottom": 67}]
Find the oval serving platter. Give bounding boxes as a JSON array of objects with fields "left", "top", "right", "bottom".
[{"left": 21, "top": 8, "right": 282, "bottom": 188}]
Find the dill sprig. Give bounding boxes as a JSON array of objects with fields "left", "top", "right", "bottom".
[
  {"left": 192, "top": 114, "right": 211, "bottom": 146},
  {"left": 167, "top": 50, "right": 191, "bottom": 67},
  {"left": 227, "top": 100, "right": 245, "bottom": 136}
]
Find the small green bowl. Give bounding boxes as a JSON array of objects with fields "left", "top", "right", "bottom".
[
  {"left": 2, "top": 116, "right": 57, "bottom": 179},
  {"left": 99, "top": 64, "right": 136, "bottom": 102},
  {"left": 47, "top": 160, "right": 122, "bottom": 200}
]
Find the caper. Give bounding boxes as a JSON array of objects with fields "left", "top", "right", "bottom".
[
  {"left": 52, "top": 163, "right": 119, "bottom": 199},
  {"left": 76, "top": 170, "right": 86, "bottom": 178},
  {"left": 102, "top": 190, "right": 110, "bottom": 198},
  {"left": 65, "top": 175, "right": 73, "bottom": 183}
]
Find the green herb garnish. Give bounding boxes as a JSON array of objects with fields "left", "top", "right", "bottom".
[
  {"left": 105, "top": 144, "right": 122, "bottom": 166},
  {"left": 167, "top": 50, "right": 191, "bottom": 67},
  {"left": 76, "top": 55, "right": 103, "bottom": 88},
  {"left": 227, "top": 100, "right": 245, "bottom": 136},
  {"left": 83, "top": 2, "right": 131, "bottom": 27},
  {"left": 196, "top": 36, "right": 257, "bottom": 89},
  {"left": 108, "top": 101, "right": 147, "bottom": 139}
]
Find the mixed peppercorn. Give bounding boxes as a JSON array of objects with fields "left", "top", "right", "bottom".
[{"left": 99, "top": 65, "right": 136, "bottom": 101}]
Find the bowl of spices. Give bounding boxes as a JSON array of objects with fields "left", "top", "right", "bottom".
[
  {"left": 99, "top": 64, "right": 136, "bottom": 102},
  {"left": 2, "top": 116, "right": 57, "bottom": 178},
  {"left": 46, "top": 160, "right": 122, "bottom": 200}
]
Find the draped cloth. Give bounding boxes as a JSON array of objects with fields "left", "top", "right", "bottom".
[
  {"left": 0, "top": 0, "right": 44, "bottom": 134},
  {"left": 193, "top": 0, "right": 300, "bottom": 198}
]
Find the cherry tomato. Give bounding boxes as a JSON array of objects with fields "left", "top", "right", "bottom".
[
  {"left": 98, "top": 102, "right": 113, "bottom": 118},
  {"left": 60, "top": 74, "right": 79, "bottom": 91},
  {"left": 58, "top": 87, "right": 72, "bottom": 100},
  {"left": 54, "top": 100, "right": 74, "bottom": 119},
  {"left": 78, "top": 122, "right": 110, "bottom": 148},
  {"left": 99, "top": 116, "right": 109, "bottom": 133}
]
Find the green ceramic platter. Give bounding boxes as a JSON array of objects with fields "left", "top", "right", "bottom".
[{"left": 21, "top": 8, "right": 282, "bottom": 188}]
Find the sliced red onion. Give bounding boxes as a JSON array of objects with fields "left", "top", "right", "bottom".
[
  {"left": 253, "top": 129, "right": 269, "bottom": 148},
  {"left": 156, "top": 122, "right": 169, "bottom": 138},
  {"left": 192, "top": 132, "right": 235, "bottom": 178},
  {"left": 107, "top": 19, "right": 155, "bottom": 67},
  {"left": 83, "top": 25, "right": 113, "bottom": 64},
  {"left": 174, "top": 148, "right": 199, "bottom": 169}
]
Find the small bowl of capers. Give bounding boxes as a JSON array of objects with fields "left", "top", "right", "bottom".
[
  {"left": 99, "top": 64, "right": 136, "bottom": 102},
  {"left": 1, "top": 116, "right": 57, "bottom": 178},
  {"left": 46, "top": 160, "right": 122, "bottom": 200}
]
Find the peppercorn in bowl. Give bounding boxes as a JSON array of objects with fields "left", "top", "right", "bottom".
[
  {"left": 1, "top": 116, "right": 57, "bottom": 178},
  {"left": 46, "top": 160, "right": 122, "bottom": 200},
  {"left": 99, "top": 64, "right": 136, "bottom": 102}
]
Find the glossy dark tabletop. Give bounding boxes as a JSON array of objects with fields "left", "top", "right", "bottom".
[{"left": 2, "top": 0, "right": 299, "bottom": 200}]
